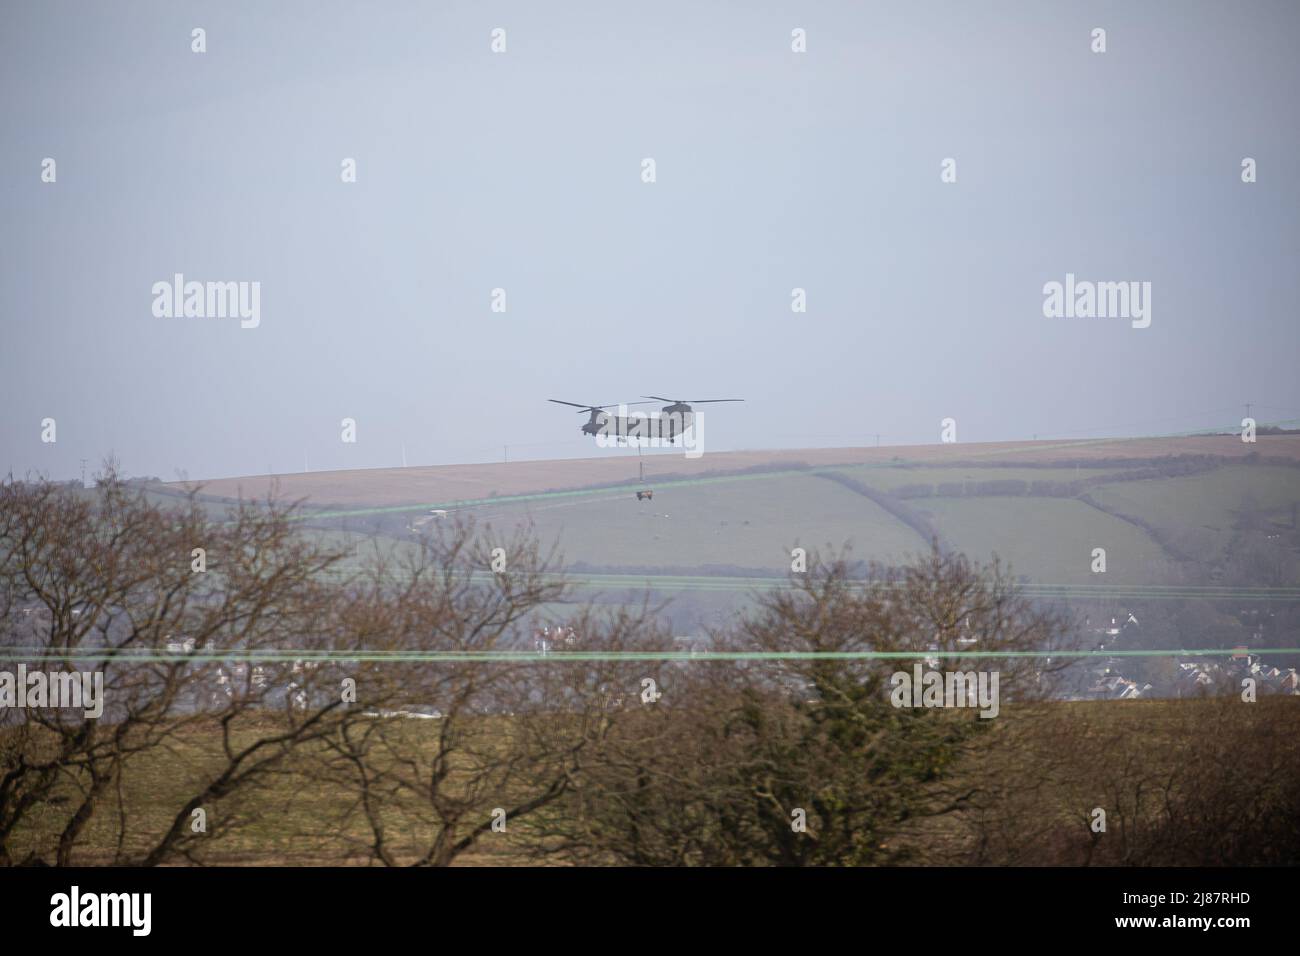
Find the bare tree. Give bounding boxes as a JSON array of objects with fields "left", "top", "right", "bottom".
[
  {"left": 0, "top": 468, "right": 378, "bottom": 865},
  {"left": 294, "top": 519, "right": 667, "bottom": 866},
  {"left": 956, "top": 693, "right": 1300, "bottom": 866},
  {"left": 548, "top": 545, "right": 1074, "bottom": 865}
]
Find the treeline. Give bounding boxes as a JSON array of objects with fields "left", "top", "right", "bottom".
[{"left": 3, "top": 474, "right": 1296, "bottom": 867}]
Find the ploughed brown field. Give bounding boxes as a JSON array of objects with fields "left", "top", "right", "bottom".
[{"left": 179, "top": 434, "right": 1300, "bottom": 508}]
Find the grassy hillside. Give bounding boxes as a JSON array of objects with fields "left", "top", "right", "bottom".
[
  {"left": 270, "top": 453, "right": 1298, "bottom": 592},
  {"left": 1089, "top": 464, "right": 1300, "bottom": 562},
  {"left": 472, "top": 472, "right": 930, "bottom": 572},
  {"left": 206, "top": 441, "right": 1300, "bottom": 639},
  {"left": 918, "top": 497, "right": 1171, "bottom": 584},
  {"left": 180, "top": 434, "right": 1300, "bottom": 508},
  {"left": 378, "top": 458, "right": 1297, "bottom": 584}
]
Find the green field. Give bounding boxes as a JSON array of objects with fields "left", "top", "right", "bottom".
[
  {"left": 917, "top": 497, "right": 1171, "bottom": 584},
  {"left": 467, "top": 472, "right": 931, "bottom": 572},
  {"left": 1090, "top": 464, "right": 1300, "bottom": 561},
  {"left": 281, "top": 458, "right": 1300, "bottom": 600}
]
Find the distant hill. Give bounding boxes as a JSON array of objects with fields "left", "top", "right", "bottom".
[
  {"left": 178, "top": 434, "right": 1300, "bottom": 509},
  {"left": 169, "top": 434, "right": 1300, "bottom": 643}
]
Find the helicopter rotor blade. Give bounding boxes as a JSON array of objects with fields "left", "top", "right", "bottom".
[
  {"left": 550, "top": 399, "right": 654, "bottom": 413},
  {"left": 641, "top": 396, "right": 745, "bottom": 405},
  {"left": 549, "top": 399, "right": 603, "bottom": 413}
]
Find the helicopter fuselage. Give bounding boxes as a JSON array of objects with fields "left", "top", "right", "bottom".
[{"left": 582, "top": 407, "right": 694, "bottom": 441}]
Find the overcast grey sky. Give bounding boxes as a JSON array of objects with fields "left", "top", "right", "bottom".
[{"left": 3, "top": 0, "right": 1299, "bottom": 481}]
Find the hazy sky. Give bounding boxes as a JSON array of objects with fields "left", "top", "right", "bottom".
[{"left": 3, "top": 0, "right": 1299, "bottom": 481}]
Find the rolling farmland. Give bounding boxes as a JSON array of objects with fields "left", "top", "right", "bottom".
[{"left": 168, "top": 435, "right": 1300, "bottom": 632}]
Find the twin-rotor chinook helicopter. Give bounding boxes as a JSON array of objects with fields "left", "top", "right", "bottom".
[
  {"left": 548, "top": 395, "right": 744, "bottom": 500},
  {"left": 548, "top": 395, "right": 744, "bottom": 439}
]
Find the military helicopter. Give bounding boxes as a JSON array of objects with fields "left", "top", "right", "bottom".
[
  {"left": 549, "top": 395, "right": 743, "bottom": 500},
  {"left": 550, "top": 396, "right": 744, "bottom": 441}
]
